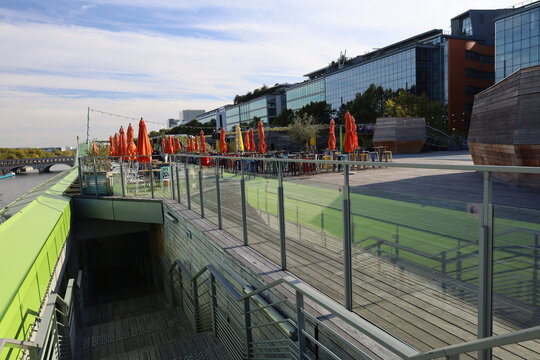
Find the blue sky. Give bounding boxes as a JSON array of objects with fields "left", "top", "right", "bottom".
[{"left": 0, "top": 0, "right": 513, "bottom": 147}]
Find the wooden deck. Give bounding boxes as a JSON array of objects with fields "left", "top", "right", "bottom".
[{"left": 162, "top": 164, "right": 540, "bottom": 360}]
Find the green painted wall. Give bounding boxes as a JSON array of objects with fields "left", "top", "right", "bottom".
[{"left": 0, "top": 169, "right": 77, "bottom": 346}]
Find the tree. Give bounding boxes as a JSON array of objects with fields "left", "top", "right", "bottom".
[
  {"left": 384, "top": 90, "right": 447, "bottom": 131},
  {"left": 346, "top": 84, "right": 393, "bottom": 123},
  {"left": 168, "top": 119, "right": 215, "bottom": 136},
  {"left": 297, "top": 101, "right": 335, "bottom": 124},
  {"left": 271, "top": 108, "right": 294, "bottom": 127},
  {"left": 241, "top": 116, "right": 261, "bottom": 129},
  {"left": 288, "top": 113, "right": 319, "bottom": 151}
]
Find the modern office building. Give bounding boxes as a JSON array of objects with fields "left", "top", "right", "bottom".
[
  {"left": 494, "top": 1, "right": 540, "bottom": 82},
  {"left": 182, "top": 109, "right": 205, "bottom": 123}
]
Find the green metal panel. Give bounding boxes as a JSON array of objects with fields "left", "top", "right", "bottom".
[
  {"left": 113, "top": 199, "right": 163, "bottom": 224},
  {"left": 72, "top": 197, "right": 115, "bottom": 220}
]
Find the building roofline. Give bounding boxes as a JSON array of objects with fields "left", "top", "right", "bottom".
[
  {"left": 303, "top": 29, "right": 443, "bottom": 78},
  {"left": 494, "top": 1, "right": 540, "bottom": 21}
]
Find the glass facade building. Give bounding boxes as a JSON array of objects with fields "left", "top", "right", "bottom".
[
  {"left": 495, "top": 3, "right": 540, "bottom": 82},
  {"left": 285, "top": 79, "right": 325, "bottom": 111}
]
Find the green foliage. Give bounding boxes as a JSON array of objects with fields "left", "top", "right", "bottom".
[
  {"left": 234, "top": 84, "right": 269, "bottom": 104},
  {"left": 241, "top": 116, "right": 261, "bottom": 129},
  {"left": 288, "top": 113, "right": 319, "bottom": 151},
  {"left": 271, "top": 108, "right": 294, "bottom": 127},
  {"left": 347, "top": 84, "right": 394, "bottom": 123},
  {"left": 168, "top": 119, "right": 216, "bottom": 136},
  {"left": 384, "top": 90, "right": 447, "bottom": 131},
  {"left": 297, "top": 101, "right": 335, "bottom": 124},
  {"left": 0, "top": 148, "right": 76, "bottom": 160}
]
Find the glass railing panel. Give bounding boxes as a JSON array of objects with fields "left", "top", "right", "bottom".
[
  {"left": 348, "top": 166, "right": 480, "bottom": 352},
  {"left": 216, "top": 158, "right": 243, "bottom": 239},
  {"left": 200, "top": 163, "right": 219, "bottom": 226},
  {"left": 187, "top": 161, "right": 202, "bottom": 215},
  {"left": 493, "top": 198, "right": 540, "bottom": 359},
  {"left": 281, "top": 159, "right": 345, "bottom": 304},
  {"left": 243, "top": 160, "right": 280, "bottom": 265}
]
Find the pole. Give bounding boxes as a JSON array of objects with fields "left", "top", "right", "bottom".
[
  {"left": 199, "top": 157, "right": 205, "bottom": 218},
  {"left": 176, "top": 158, "right": 181, "bottom": 204},
  {"left": 92, "top": 158, "right": 99, "bottom": 196},
  {"left": 342, "top": 163, "right": 353, "bottom": 310},
  {"left": 215, "top": 159, "right": 222, "bottom": 229},
  {"left": 120, "top": 160, "right": 125, "bottom": 197},
  {"left": 478, "top": 171, "right": 493, "bottom": 360},
  {"left": 240, "top": 160, "right": 248, "bottom": 246},
  {"left": 77, "top": 158, "right": 83, "bottom": 195},
  {"left": 185, "top": 157, "right": 191, "bottom": 210},
  {"left": 278, "top": 162, "right": 287, "bottom": 270},
  {"left": 149, "top": 162, "right": 155, "bottom": 199},
  {"left": 170, "top": 156, "right": 175, "bottom": 200},
  {"left": 86, "top": 107, "right": 90, "bottom": 149}
]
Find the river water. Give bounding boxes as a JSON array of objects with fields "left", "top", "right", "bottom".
[{"left": 0, "top": 165, "right": 71, "bottom": 209}]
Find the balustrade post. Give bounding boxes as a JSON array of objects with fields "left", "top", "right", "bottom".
[
  {"left": 92, "top": 158, "right": 98, "bottom": 196},
  {"left": 149, "top": 161, "right": 155, "bottom": 199},
  {"left": 244, "top": 298, "right": 253, "bottom": 360},
  {"left": 278, "top": 162, "right": 287, "bottom": 270},
  {"left": 193, "top": 278, "right": 200, "bottom": 331},
  {"left": 199, "top": 157, "right": 205, "bottom": 218},
  {"left": 211, "top": 274, "right": 218, "bottom": 337},
  {"left": 170, "top": 156, "right": 175, "bottom": 200},
  {"left": 185, "top": 158, "right": 191, "bottom": 209},
  {"left": 176, "top": 158, "right": 181, "bottom": 204},
  {"left": 478, "top": 171, "right": 493, "bottom": 360},
  {"left": 342, "top": 163, "right": 353, "bottom": 311},
  {"left": 215, "top": 159, "right": 222, "bottom": 229},
  {"left": 296, "top": 291, "right": 307, "bottom": 359},
  {"left": 119, "top": 159, "right": 126, "bottom": 197},
  {"left": 533, "top": 234, "right": 539, "bottom": 307},
  {"left": 240, "top": 160, "right": 248, "bottom": 246}
]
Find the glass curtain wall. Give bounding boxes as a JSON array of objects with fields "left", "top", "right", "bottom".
[
  {"left": 285, "top": 79, "right": 325, "bottom": 111},
  {"left": 495, "top": 6, "right": 540, "bottom": 82}
]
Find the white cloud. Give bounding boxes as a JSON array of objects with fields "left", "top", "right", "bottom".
[{"left": 0, "top": 0, "right": 513, "bottom": 147}]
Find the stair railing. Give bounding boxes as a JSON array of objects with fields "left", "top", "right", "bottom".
[{"left": 170, "top": 260, "right": 540, "bottom": 360}]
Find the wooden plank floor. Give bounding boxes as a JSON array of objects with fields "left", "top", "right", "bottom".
[{"left": 164, "top": 179, "right": 540, "bottom": 360}]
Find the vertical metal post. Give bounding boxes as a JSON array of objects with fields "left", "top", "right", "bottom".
[
  {"left": 296, "top": 291, "right": 307, "bottom": 359},
  {"left": 176, "top": 160, "right": 181, "bottom": 204},
  {"left": 185, "top": 158, "right": 191, "bottom": 209},
  {"left": 342, "top": 163, "right": 353, "bottom": 311},
  {"left": 92, "top": 158, "right": 99, "bottom": 196},
  {"left": 533, "top": 234, "right": 539, "bottom": 307},
  {"left": 210, "top": 274, "right": 218, "bottom": 337},
  {"left": 478, "top": 171, "right": 493, "bottom": 360},
  {"left": 77, "top": 158, "right": 83, "bottom": 195},
  {"left": 240, "top": 160, "right": 248, "bottom": 246},
  {"left": 278, "top": 162, "right": 287, "bottom": 270},
  {"left": 215, "top": 159, "right": 222, "bottom": 229},
  {"left": 199, "top": 157, "right": 205, "bottom": 218},
  {"left": 193, "top": 278, "right": 200, "bottom": 331},
  {"left": 170, "top": 157, "right": 176, "bottom": 200},
  {"left": 149, "top": 162, "right": 155, "bottom": 199},
  {"left": 244, "top": 298, "right": 253, "bottom": 360},
  {"left": 119, "top": 159, "right": 126, "bottom": 197}
]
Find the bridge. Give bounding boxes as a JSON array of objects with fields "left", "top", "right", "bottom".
[{"left": 0, "top": 156, "right": 75, "bottom": 174}]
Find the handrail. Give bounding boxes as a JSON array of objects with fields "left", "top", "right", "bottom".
[
  {"left": 170, "top": 260, "right": 418, "bottom": 359},
  {"left": 170, "top": 260, "right": 540, "bottom": 359},
  {"left": 0, "top": 338, "right": 38, "bottom": 354},
  {"left": 85, "top": 154, "right": 540, "bottom": 174}
]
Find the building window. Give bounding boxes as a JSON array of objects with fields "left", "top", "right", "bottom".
[
  {"left": 462, "top": 16, "right": 473, "bottom": 36},
  {"left": 465, "top": 50, "right": 494, "bottom": 64},
  {"left": 465, "top": 68, "right": 494, "bottom": 81}
]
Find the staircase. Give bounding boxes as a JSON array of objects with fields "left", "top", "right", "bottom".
[{"left": 75, "top": 292, "right": 228, "bottom": 360}]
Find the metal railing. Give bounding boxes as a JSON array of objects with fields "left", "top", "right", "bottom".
[
  {"left": 169, "top": 259, "right": 540, "bottom": 360},
  {"left": 80, "top": 153, "right": 540, "bottom": 359},
  {"left": 0, "top": 275, "right": 80, "bottom": 360}
]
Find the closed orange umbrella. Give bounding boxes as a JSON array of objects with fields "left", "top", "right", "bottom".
[
  {"left": 161, "top": 138, "right": 168, "bottom": 154},
  {"left": 92, "top": 140, "right": 99, "bottom": 156},
  {"left": 194, "top": 136, "right": 200, "bottom": 152},
  {"left": 119, "top": 126, "right": 128, "bottom": 160},
  {"left": 328, "top": 119, "right": 336, "bottom": 150},
  {"left": 249, "top": 129, "right": 256, "bottom": 153},
  {"left": 199, "top": 130, "right": 206, "bottom": 153},
  {"left": 219, "top": 128, "right": 227, "bottom": 153},
  {"left": 244, "top": 129, "right": 251, "bottom": 152},
  {"left": 174, "top": 137, "right": 182, "bottom": 152},
  {"left": 114, "top": 133, "right": 120, "bottom": 157},
  {"left": 136, "top": 118, "right": 153, "bottom": 163},
  {"left": 109, "top": 136, "right": 116, "bottom": 156},
  {"left": 126, "top": 123, "right": 137, "bottom": 160},
  {"left": 257, "top": 121, "right": 267, "bottom": 154}
]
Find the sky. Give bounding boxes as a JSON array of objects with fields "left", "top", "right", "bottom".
[{"left": 0, "top": 0, "right": 515, "bottom": 147}]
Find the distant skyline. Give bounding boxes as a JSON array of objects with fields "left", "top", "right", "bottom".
[{"left": 0, "top": 0, "right": 515, "bottom": 147}]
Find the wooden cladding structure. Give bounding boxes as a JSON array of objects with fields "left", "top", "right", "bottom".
[
  {"left": 469, "top": 65, "right": 540, "bottom": 187},
  {"left": 373, "top": 117, "right": 426, "bottom": 154}
]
